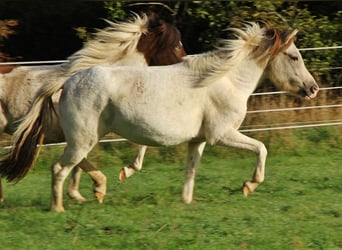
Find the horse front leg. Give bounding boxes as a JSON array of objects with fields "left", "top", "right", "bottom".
[
  {"left": 219, "top": 129, "right": 267, "bottom": 196},
  {"left": 51, "top": 161, "right": 75, "bottom": 212},
  {"left": 182, "top": 141, "right": 206, "bottom": 204},
  {"left": 67, "top": 159, "right": 107, "bottom": 203},
  {"left": 67, "top": 166, "right": 86, "bottom": 202},
  {"left": 77, "top": 158, "right": 107, "bottom": 203},
  {"left": 119, "top": 145, "right": 147, "bottom": 181}
]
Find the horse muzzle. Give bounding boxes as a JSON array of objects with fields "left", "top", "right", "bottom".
[{"left": 302, "top": 84, "right": 319, "bottom": 100}]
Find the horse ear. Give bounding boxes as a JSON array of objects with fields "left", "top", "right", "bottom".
[
  {"left": 284, "top": 29, "right": 298, "bottom": 46},
  {"left": 277, "top": 29, "right": 298, "bottom": 52}
]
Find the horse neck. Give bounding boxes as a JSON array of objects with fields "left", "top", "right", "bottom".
[{"left": 225, "top": 56, "right": 266, "bottom": 97}]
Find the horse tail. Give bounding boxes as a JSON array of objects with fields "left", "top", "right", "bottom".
[{"left": 0, "top": 79, "right": 63, "bottom": 183}]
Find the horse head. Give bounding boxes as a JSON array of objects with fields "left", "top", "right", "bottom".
[
  {"left": 265, "top": 27, "right": 319, "bottom": 100},
  {"left": 137, "top": 15, "right": 186, "bottom": 66}
]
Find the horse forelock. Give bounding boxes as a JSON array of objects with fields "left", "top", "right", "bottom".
[
  {"left": 65, "top": 14, "right": 149, "bottom": 75},
  {"left": 252, "top": 23, "right": 300, "bottom": 68}
]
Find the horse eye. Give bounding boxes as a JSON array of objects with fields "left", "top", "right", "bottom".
[{"left": 287, "top": 54, "right": 298, "bottom": 61}]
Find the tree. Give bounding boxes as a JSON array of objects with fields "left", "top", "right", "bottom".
[
  {"left": 0, "top": 19, "right": 19, "bottom": 61},
  {"left": 1, "top": 0, "right": 340, "bottom": 85},
  {"left": 105, "top": 1, "right": 340, "bottom": 86},
  {"left": 0, "top": 0, "right": 106, "bottom": 60}
]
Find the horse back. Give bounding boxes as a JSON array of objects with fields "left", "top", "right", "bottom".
[{"left": 0, "top": 65, "right": 65, "bottom": 134}]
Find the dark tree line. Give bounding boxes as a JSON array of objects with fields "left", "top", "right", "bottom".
[
  {"left": 0, "top": 0, "right": 107, "bottom": 60},
  {"left": 0, "top": 1, "right": 341, "bottom": 85}
]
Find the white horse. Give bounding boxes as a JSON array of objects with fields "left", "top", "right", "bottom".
[
  {"left": 0, "top": 23, "right": 319, "bottom": 212},
  {"left": 0, "top": 13, "right": 186, "bottom": 202}
]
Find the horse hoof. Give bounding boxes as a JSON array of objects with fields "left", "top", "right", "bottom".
[
  {"left": 51, "top": 206, "right": 65, "bottom": 213},
  {"left": 242, "top": 183, "right": 251, "bottom": 197},
  {"left": 95, "top": 192, "right": 105, "bottom": 203},
  {"left": 119, "top": 168, "right": 127, "bottom": 181}
]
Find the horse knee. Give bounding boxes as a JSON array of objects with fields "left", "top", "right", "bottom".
[
  {"left": 52, "top": 162, "right": 73, "bottom": 182},
  {"left": 259, "top": 144, "right": 267, "bottom": 158},
  {"left": 52, "top": 162, "right": 63, "bottom": 175}
]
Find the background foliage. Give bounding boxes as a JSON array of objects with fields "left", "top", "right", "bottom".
[
  {"left": 0, "top": 0, "right": 340, "bottom": 87},
  {"left": 0, "top": 1, "right": 341, "bottom": 84}
]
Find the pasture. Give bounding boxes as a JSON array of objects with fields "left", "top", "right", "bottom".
[{"left": 1, "top": 128, "right": 341, "bottom": 250}]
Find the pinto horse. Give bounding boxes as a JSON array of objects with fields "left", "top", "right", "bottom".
[
  {"left": 0, "top": 13, "right": 186, "bottom": 203},
  {"left": 0, "top": 23, "right": 319, "bottom": 212}
]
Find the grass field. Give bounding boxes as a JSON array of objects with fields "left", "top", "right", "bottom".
[{"left": 0, "top": 129, "right": 341, "bottom": 250}]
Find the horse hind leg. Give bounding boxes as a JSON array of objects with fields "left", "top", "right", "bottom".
[
  {"left": 67, "top": 159, "right": 107, "bottom": 203},
  {"left": 182, "top": 142, "right": 206, "bottom": 204},
  {"left": 67, "top": 166, "right": 86, "bottom": 202},
  {"left": 119, "top": 145, "right": 147, "bottom": 181},
  {"left": 51, "top": 139, "right": 103, "bottom": 212},
  {"left": 51, "top": 159, "right": 77, "bottom": 212}
]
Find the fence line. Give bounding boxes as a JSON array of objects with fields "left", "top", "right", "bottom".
[
  {"left": 241, "top": 119, "right": 342, "bottom": 129},
  {"left": 2, "top": 119, "right": 341, "bottom": 150},
  {"left": 299, "top": 45, "right": 342, "bottom": 51},
  {"left": 315, "top": 67, "right": 342, "bottom": 71},
  {"left": 0, "top": 60, "right": 67, "bottom": 65},
  {"left": 247, "top": 104, "right": 342, "bottom": 114},
  {"left": 239, "top": 121, "right": 342, "bottom": 133},
  {"left": 251, "top": 86, "right": 342, "bottom": 96},
  {"left": 2, "top": 138, "right": 128, "bottom": 150}
]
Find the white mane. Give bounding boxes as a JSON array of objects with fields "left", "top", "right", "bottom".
[
  {"left": 64, "top": 14, "right": 149, "bottom": 75},
  {"left": 183, "top": 22, "right": 268, "bottom": 86}
]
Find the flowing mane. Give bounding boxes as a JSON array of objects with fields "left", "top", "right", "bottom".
[
  {"left": 64, "top": 14, "right": 149, "bottom": 75},
  {"left": 184, "top": 22, "right": 284, "bottom": 86}
]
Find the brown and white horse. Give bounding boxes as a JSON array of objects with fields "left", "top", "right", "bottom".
[
  {"left": 0, "top": 13, "right": 186, "bottom": 203},
  {"left": 0, "top": 23, "right": 319, "bottom": 212}
]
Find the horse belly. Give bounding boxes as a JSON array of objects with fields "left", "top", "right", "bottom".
[{"left": 110, "top": 110, "right": 202, "bottom": 147}]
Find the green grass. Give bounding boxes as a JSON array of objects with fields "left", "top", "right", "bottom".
[{"left": 0, "top": 136, "right": 342, "bottom": 250}]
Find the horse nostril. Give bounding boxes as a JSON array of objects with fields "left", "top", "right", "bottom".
[{"left": 311, "top": 85, "right": 319, "bottom": 93}]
